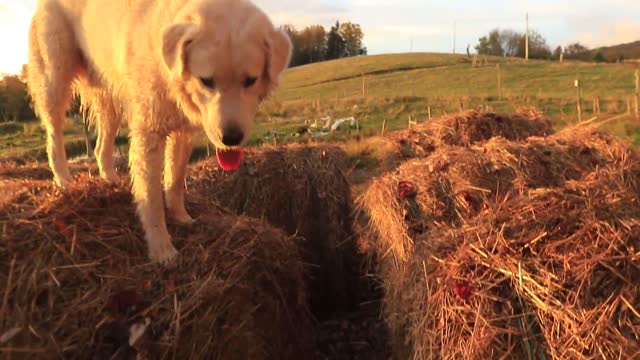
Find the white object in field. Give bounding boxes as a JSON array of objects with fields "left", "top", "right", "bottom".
[
  {"left": 129, "top": 318, "right": 151, "bottom": 346},
  {"left": 330, "top": 117, "right": 356, "bottom": 131},
  {"left": 0, "top": 327, "right": 22, "bottom": 344},
  {"left": 321, "top": 116, "right": 332, "bottom": 129}
]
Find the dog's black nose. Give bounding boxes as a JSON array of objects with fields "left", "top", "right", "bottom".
[{"left": 221, "top": 127, "right": 244, "bottom": 146}]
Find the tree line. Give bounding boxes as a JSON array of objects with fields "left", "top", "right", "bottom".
[
  {"left": 281, "top": 21, "right": 367, "bottom": 67},
  {"left": 474, "top": 28, "right": 625, "bottom": 63},
  {"left": 0, "top": 66, "right": 36, "bottom": 122}
]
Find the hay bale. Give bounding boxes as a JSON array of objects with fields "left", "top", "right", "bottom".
[
  {"left": 0, "top": 177, "right": 313, "bottom": 359},
  {"left": 189, "top": 144, "right": 364, "bottom": 319},
  {"left": 358, "top": 126, "right": 640, "bottom": 358},
  {"left": 386, "top": 110, "right": 553, "bottom": 163},
  {"left": 359, "top": 127, "right": 629, "bottom": 262}
]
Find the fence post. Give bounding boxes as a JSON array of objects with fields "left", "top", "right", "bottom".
[
  {"left": 380, "top": 119, "right": 387, "bottom": 136},
  {"left": 427, "top": 106, "right": 432, "bottom": 120},
  {"left": 497, "top": 64, "right": 502, "bottom": 100},
  {"left": 408, "top": 115, "right": 418, "bottom": 128},
  {"left": 634, "top": 69, "right": 639, "bottom": 119},
  {"left": 362, "top": 73, "right": 366, "bottom": 97},
  {"left": 596, "top": 96, "right": 601, "bottom": 114},
  {"left": 575, "top": 79, "right": 582, "bottom": 122}
]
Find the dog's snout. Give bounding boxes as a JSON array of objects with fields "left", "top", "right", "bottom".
[{"left": 221, "top": 126, "right": 244, "bottom": 146}]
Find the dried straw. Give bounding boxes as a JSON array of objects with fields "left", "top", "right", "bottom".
[
  {"left": 0, "top": 177, "right": 313, "bottom": 359},
  {"left": 189, "top": 144, "right": 366, "bottom": 319},
  {"left": 359, "top": 122, "right": 640, "bottom": 359},
  {"left": 385, "top": 110, "right": 553, "bottom": 165}
]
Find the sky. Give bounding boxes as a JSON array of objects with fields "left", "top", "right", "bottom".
[{"left": 1, "top": 0, "right": 639, "bottom": 74}]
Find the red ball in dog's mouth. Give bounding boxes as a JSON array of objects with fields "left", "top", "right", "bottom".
[{"left": 216, "top": 147, "right": 244, "bottom": 171}]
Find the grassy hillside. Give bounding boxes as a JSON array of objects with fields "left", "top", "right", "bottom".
[
  {"left": 595, "top": 40, "right": 640, "bottom": 61},
  {"left": 275, "top": 53, "right": 637, "bottom": 100},
  {"left": 2, "top": 53, "right": 639, "bottom": 161},
  {"left": 256, "top": 52, "right": 639, "bottom": 143}
]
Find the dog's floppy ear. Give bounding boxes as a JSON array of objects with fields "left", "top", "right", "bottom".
[
  {"left": 162, "top": 23, "right": 200, "bottom": 78},
  {"left": 262, "top": 28, "right": 292, "bottom": 98}
]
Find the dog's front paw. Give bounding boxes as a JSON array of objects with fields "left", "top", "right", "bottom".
[
  {"left": 54, "top": 173, "right": 74, "bottom": 188},
  {"left": 100, "top": 169, "right": 120, "bottom": 182},
  {"left": 169, "top": 209, "right": 195, "bottom": 225},
  {"left": 148, "top": 241, "right": 179, "bottom": 266},
  {"left": 167, "top": 201, "right": 196, "bottom": 225}
]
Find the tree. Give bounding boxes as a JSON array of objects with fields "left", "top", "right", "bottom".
[
  {"left": 499, "top": 29, "right": 522, "bottom": 57},
  {"left": 0, "top": 74, "right": 36, "bottom": 121},
  {"left": 522, "top": 30, "right": 552, "bottom": 59},
  {"left": 564, "top": 43, "right": 591, "bottom": 61},
  {"left": 280, "top": 25, "right": 304, "bottom": 66},
  {"left": 475, "top": 29, "right": 503, "bottom": 56},
  {"left": 299, "top": 25, "right": 327, "bottom": 64},
  {"left": 326, "top": 21, "right": 346, "bottom": 60},
  {"left": 339, "top": 22, "right": 365, "bottom": 57},
  {"left": 593, "top": 50, "right": 607, "bottom": 62},
  {"left": 552, "top": 46, "right": 563, "bottom": 60},
  {"left": 476, "top": 28, "right": 551, "bottom": 59},
  {"left": 278, "top": 21, "right": 366, "bottom": 66}
]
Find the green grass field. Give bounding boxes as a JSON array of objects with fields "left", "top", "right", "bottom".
[{"left": 2, "top": 52, "right": 639, "bottom": 161}]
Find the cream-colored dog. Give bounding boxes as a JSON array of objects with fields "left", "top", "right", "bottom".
[{"left": 28, "top": 0, "right": 292, "bottom": 263}]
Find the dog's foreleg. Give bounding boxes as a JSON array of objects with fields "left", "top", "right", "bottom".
[
  {"left": 164, "top": 130, "right": 194, "bottom": 224},
  {"left": 129, "top": 128, "right": 178, "bottom": 264}
]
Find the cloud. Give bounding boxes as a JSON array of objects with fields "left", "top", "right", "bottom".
[
  {"left": 574, "top": 20, "right": 640, "bottom": 48},
  {"left": 253, "top": 0, "right": 347, "bottom": 28}
]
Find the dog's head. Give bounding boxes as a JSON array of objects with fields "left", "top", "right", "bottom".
[{"left": 162, "top": 0, "right": 291, "bottom": 167}]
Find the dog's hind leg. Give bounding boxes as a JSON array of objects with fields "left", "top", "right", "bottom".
[
  {"left": 28, "top": 4, "right": 83, "bottom": 187},
  {"left": 164, "top": 130, "right": 194, "bottom": 224},
  {"left": 79, "top": 84, "right": 121, "bottom": 182}
]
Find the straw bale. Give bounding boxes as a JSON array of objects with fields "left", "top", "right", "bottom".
[
  {"left": 359, "top": 125, "right": 640, "bottom": 359},
  {"left": 0, "top": 177, "right": 313, "bottom": 359}
]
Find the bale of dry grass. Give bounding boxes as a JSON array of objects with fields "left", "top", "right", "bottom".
[
  {"left": 358, "top": 125, "right": 640, "bottom": 359},
  {"left": 189, "top": 144, "right": 365, "bottom": 319},
  {"left": 386, "top": 110, "right": 553, "bottom": 163},
  {"left": 0, "top": 177, "right": 313, "bottom": 359},
  {"left": 360, "top": 126, "right": 630, "bottom": 262}
]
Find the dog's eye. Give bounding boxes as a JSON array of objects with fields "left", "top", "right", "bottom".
[
  {"left": 243, "top": 76, "right": 257, "bottom": 88},
  {"left": 199, "top": 77, "right": 216, "bottom": 89}
]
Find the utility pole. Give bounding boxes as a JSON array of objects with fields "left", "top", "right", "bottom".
[
  {"left": 410, "top": 37, "right": 413, "bottom": 53},
  {"left": 525, "top": 13, "right": 529, "bottom": 62},
  {"left": 453, "top": 21, "right": 457, "bottom": 54}
]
